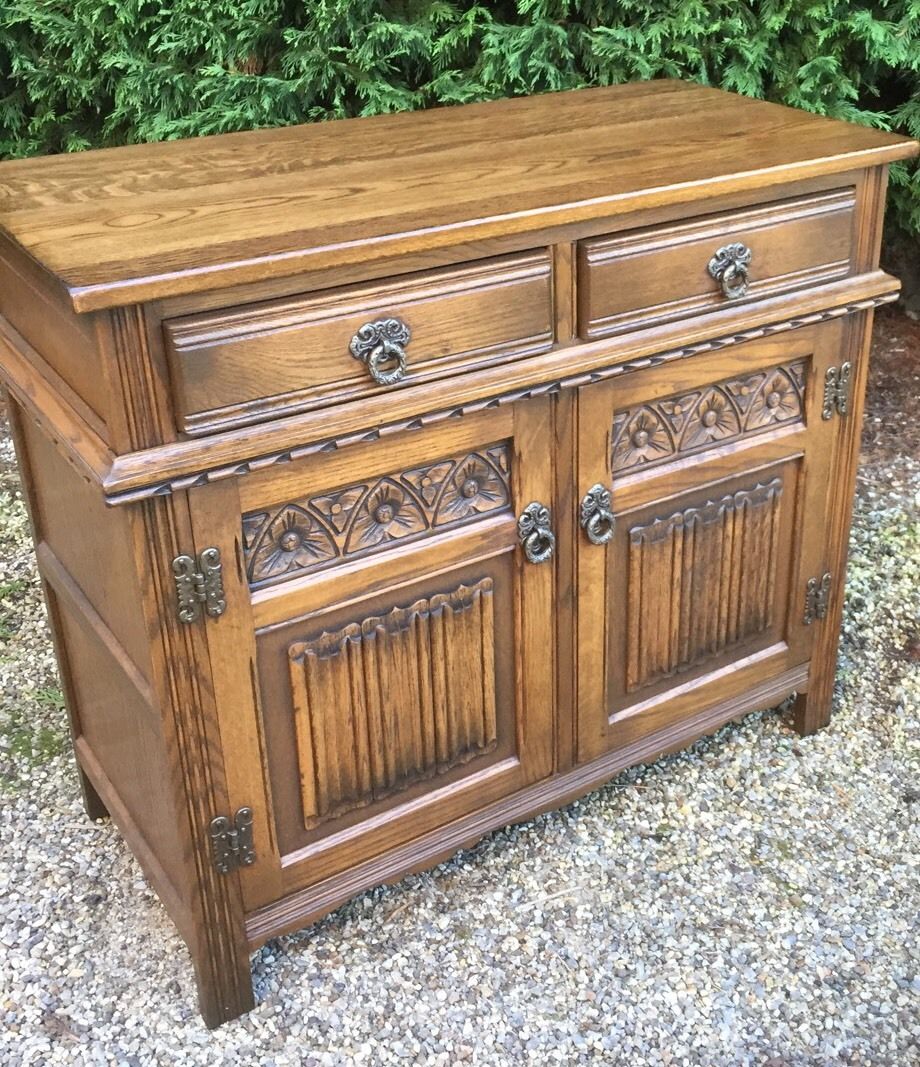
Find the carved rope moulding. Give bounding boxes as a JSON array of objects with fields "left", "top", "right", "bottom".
[
  {"left": 612, "top": 360, "right": 806, "bottom": 474},
  {"left": 242, "top": 444, "right": 512, "bottom": 587},
  {"left": 104, "top": 294, "right": 896, "bottom": 505}
]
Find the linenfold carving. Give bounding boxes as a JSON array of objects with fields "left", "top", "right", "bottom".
[
  {"left": 626, "top": 478, "right": 783, "bottom": 691},
  {"left": 288, "top": 578, "right": 498, "bottom": 828}
]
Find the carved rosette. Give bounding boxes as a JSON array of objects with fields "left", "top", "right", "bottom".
[
  {"left": 612, "top": 408, "right": 672, "bottom": 470},
  {"left": 748, "top": 367, "right": 804, "bottom": 427},
  {"left": 243, "top": 443, "right": 512, "bottom": 587},
  {"left": 345, "top": 478, "right": 427, "bottom": 552},
  {"left": 612, "top": 360, "right": 806, "bottom": 474},
  {"left": 242, "top": 505, "right": 337, "bottom": 583},
  {"left": 435, "top": 453, "right": 509, "bottom": 524},
  {"left": 681, "top": 388, "right": 742, "bottom": 449}
]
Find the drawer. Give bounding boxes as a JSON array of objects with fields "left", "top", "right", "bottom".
[
  {"left": 163, "top": 250, "right": 553, "bottom": 435},
  {"left": 577, "top": 188, "right": 855, "bottom": 340}
]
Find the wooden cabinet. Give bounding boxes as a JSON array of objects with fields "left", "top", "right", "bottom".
[{"left": 0, "top": 81, "right": 915, "bottom": 1026}]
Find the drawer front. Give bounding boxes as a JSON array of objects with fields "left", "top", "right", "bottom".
[
  {"left": 578, "top": 188, "right": 855, "bottom": 340},
  {"left": 164, "top": 250, "right": 553, "bottom": 435}
]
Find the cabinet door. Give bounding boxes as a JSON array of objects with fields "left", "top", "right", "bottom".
[
  {"left": 190, "top": 400, "right": 555, "bottom": 912},
  {"left": 574, "top": 322, "right": 844, "bottom": 764}
]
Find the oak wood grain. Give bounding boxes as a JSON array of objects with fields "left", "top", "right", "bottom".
[
  {"left": 147, "top": 169, "right": 870, "bottom": 321},
  {"left": 0, "top": 82, "right": 914, "bottom": 310}
]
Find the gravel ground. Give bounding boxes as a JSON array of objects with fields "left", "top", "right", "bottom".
[{"left": 0, "top": 309, "right": 918, "bottom": 1066}]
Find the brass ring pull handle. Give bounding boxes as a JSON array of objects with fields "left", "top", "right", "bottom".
[
  {"left": 517, "top": 502, "right": 555, "bottom": 564},
  {"left": 580, "top": 483, "right": 615, "bottom": 545},
  {"left": 707, "top": 242, "right": 752, "bottom": 300},
  {"left": 350, "top": 318, "right": 411, "bottom": 386}
]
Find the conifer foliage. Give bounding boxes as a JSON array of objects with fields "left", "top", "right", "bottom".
[{"left": 0, "top": 2, "right": 917, "bottom": 235}]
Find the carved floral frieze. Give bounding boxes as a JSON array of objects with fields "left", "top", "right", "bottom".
[
  {"left": 612, "top": 360, "right": 806, "bottom": 473},
  {"left": 242, "top": 444, "right": 511, "bottom": 586}
]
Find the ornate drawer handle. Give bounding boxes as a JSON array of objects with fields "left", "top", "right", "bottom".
[
  {"left": 580, "top": 483, "right": 615, "bottom": 545},
  {"left": 707, "top": 242, "right": 752, "bottom": 300},
  {"left": 349, "top": 317, "right": 411, "bottom": 386},
  {"left": 518, "top": 502, "right": 555, "bottom": 564}
]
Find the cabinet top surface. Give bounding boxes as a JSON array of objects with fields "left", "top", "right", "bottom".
[{"left": 0, "top": 79, "right": 915, "bottom": 312}]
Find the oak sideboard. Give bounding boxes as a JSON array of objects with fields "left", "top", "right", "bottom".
[{"left": 0, "top": 81, "right": 915, "bottom": 1026}]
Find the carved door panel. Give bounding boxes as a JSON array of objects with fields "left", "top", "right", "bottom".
[
  {"left": 190, "top": 400, "right": 556, "bottom": 911},
  {"left": 574, "top": 322, "right": 845, "bottom": 763}
]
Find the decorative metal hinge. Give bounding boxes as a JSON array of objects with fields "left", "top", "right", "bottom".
[
  {"left": 209, "top": 807, "right": 256, "bottom": 874},
  {"left": 804, "top": 572, "right": 832, "bottom": 625},
  {"left": 173, "top": 547, "right": 226, "bottom": 624},
  {"left": 822, "top": 362, "right": 852, "bottom": 420}
]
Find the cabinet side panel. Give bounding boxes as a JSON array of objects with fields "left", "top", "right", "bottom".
[
  {"left": 7, "top": 399, "right": 190, "bottom": 919},
  {"left": 0, "top": 236, "right": 109, "bottom": 433},
  {"left": 17, "top": 413, "right": 151, "bottom": 675},
  {"left": 50, "top": 589, "right": 189, "bottom": 909}
]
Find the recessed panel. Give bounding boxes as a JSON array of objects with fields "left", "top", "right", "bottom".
[
  {"left": 289, "top": 578, "right": 498, "bottom": 829},
  {"left": 625, "top": 478, "right": 783, "bottom": 692},
  {"left": 256, "top": 554, "right": 522, "bottom": 858},
  {"left": 606, "top": 458, "right": 800, "bottom": 725}
]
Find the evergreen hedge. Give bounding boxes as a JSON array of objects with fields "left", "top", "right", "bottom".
[{"left": 0, "top": 2, "right": 918, "bottom": 237}]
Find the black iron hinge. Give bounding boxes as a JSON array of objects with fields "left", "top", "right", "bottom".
[
  {"left": 209, "top": 807, "right": 256, "bottom": 874},
  {"left": 822, "top": 362, "right": 852, "bottom": 420},
  {"left": 803, "top": 572, "right": 832, "bottom": 625},
  {"left": 173, "top": 547, "right": 226, "bottom": 624}
]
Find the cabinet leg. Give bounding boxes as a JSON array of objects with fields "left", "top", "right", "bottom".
[
  {"left": 191, "top": 941, "right": 256, "bottom": 1028},
  {"left": 76, "top": 760, "right": 109, "bottom": 821},
  {"left": 790, "top": 687, "right": 833, "bottom": 737}
]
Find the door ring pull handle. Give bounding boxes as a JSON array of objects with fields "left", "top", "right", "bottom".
[
  {"left": 580, "top": 484, "right": 615, "bottom": 545},
  {"left": 518, "top": 502, "right": 555, "bottom": 563}
]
